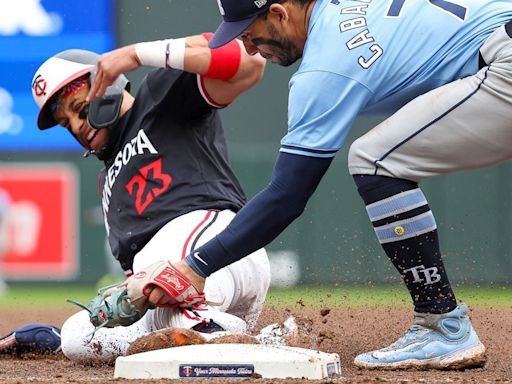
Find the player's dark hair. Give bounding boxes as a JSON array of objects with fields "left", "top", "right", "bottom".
[
  {"left": 258, "top": 0, "right": 315, "bottom": 21},
  {"left": 288, "top": 0, "right": 315, "bottom": 7}
]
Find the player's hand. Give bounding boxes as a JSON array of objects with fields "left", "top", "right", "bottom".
[
  {"left": 175, "top": 260, "right": 206, "bottom": 292},
  {"left": 86, "top": 45, "right": 141, "bottom": 102},
  {"left": 144, "top": 261, "right": 206, "bottom": 307},
  {"left": 147, "top": 285, "right": 176, "bottom": 306}
]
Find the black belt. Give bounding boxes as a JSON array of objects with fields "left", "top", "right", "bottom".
[
  {"left": 478, "top": 52, "right": 486, "bottom": 69},
  {"left": 506, "top": 19, "right": 512, "bottom": 38},
  {"left": 479, "top": 19, "right": 512, "bottom": 69}
]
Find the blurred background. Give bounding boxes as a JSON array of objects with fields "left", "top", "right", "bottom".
[{"left": 0, "top": 0, "right": 511, "bottom": 291}]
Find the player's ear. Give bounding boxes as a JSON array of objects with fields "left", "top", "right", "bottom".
[{"left": 269, "top": 3, "right": 289, "bottom": 24}]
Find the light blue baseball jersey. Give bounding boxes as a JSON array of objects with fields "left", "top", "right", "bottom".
[{"left": 282, "top": 0, "right": 512, "bottom": 157}]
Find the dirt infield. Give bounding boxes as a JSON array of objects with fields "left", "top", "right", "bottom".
[{"left": 0, "top": 304, "right": 511, "bottom": 383}]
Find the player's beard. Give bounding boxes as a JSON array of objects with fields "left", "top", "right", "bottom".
[
  {"left": 94, "top": 128, "right": 118, "bottom": 161},
  {"left": 82, "top": 127, "right": 115, "bottom": 161},
  {"left": 253, "top": 24, "right": 302, "bottom": 67}
]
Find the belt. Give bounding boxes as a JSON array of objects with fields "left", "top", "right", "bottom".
[
  {"left": 478, "top": 52, "right": 486, "bottom": 69},
  {"left": 506, "top": 19, "right": 512, "bottom": 38},
  {"left": 479, "top": 19, "right": 512, "bottom": 69}
]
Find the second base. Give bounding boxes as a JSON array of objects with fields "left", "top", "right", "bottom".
[{"left": 114, "top": 343, "right": 341, "bottom": 380}]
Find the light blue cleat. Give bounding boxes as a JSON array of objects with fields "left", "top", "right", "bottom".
[{"left": 354, "top": 304, "right": 486, "bottom": 369}]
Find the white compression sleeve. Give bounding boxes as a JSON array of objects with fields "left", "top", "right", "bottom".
[{"left": 135, "top": 38, "right": 186, "bottom": 70}]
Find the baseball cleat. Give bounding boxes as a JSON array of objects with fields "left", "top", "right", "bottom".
[
  {"left": 0, "top": 323, "right": 61, "bottom": 354},
  {"left": 354, "top": 303, "right": 486, "bottom": 370}
]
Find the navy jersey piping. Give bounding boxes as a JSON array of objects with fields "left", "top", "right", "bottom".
[
  {"left": 373, "top": 66, "right": 490, "bottom": 175},
  {"left": 281, "top": 144, "right": 338, "bottom": 155},
  {"left": 190, "top": 210, "right": 220, "bottom": 253}
]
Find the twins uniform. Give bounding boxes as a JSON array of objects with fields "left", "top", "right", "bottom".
[
  {"left": 284, "top": 0, "right": 512, "bottom": 182},
  {"left": 61, "top": 69, "right": 270, "bottom": 363}
]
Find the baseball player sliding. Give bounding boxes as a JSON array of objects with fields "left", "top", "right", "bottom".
[
  {"left": 28, "top": 33, "right": 271, "bottom": 363},
  {"left": 88, "top": 0, "right": 512, "bottom": 370}
]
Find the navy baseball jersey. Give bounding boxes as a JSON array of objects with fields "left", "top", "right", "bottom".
[
  {"left": 282, "top": 0, "right": 512, "bottom": 158},
  {"left": 99, "top": 69, "right": 246, "bottom": 271}
]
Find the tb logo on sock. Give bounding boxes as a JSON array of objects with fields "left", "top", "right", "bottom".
[{"left": 403, "top": 265, "right": 441, "bottom": 285}]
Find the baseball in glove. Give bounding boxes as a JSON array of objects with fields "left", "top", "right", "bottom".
[{"left": 67, "top": 260, "right": 206, "bottom": 339}]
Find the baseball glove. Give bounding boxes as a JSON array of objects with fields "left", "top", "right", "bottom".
[
  {"left": 66, "top": 280, "right": 149, "bottom": 338},
  {"left": 67, "top": 260, "right": 206, "bottom": 338}
]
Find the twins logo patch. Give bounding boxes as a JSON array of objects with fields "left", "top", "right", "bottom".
[
  {"left": 32, "top": 74, "right": 47, "bottom": 97},
  {"left": 179, "top": 364, "right": 255, "bottom": 378},
  {"left": 182, "top": 366, "right": 193, "bottom": 377}
]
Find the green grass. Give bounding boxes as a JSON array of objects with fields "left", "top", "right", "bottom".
[
  {"left": 0, "top": 285, "right": 99, "bottom": 308},
  {"left": 264, "top": 285, "right": 512, "bottom": 308},
  {"left": 0, "top": 284, "right": 510, "bottom": 308}
]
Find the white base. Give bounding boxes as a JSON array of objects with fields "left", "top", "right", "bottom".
[{"left": 114, "top": 343, "right": 341, "bottom": 379}]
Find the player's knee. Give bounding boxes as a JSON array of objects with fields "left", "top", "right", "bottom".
[
  {"left": 61, "top": 311, "right": 98, "bottom": 364},
  {"left": 60, "top": 312, "right": 85, "bottom": 360},
  {"left": 348, "top": 136, "right": 374, "bottom": 175}
]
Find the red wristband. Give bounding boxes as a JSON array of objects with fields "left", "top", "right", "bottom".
[{"left": 202, "top": 32, "right": 241, "bottom": 80}]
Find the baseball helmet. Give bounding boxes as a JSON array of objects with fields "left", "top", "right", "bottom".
[{"left": 31, "top": 49, "right": 130, "bottom": 130}]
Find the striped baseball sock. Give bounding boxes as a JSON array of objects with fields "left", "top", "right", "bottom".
[{"left": 353, "top": 175, "right": 457, "bottom": 314}]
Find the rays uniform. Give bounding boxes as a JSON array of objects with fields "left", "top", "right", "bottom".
[
  {"left": 183, "top": 0, "right": 512, "bottom": 370},
  {"left": 62, "top": 69, "right": 270, "bottom": 363},
  {"left": 275, "top": 0, "right": 512, "bottom": 367}
]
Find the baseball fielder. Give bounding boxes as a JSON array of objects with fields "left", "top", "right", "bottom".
[
  {"left": 202, "top": 0, "right": 511, "bottom": 370},
  {"left": 86, "top": 0, "right": 512, "bottom": 370},
  {"left": 31, "top": 34, "right": 270, "bottom": 363}
]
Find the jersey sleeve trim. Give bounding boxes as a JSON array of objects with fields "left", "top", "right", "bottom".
[
  {"left": 280, "top": 144, "right": 338, "bottom": 158},
  {"left": 196, "top": 74, "right": 228, "bottom": 109}
]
